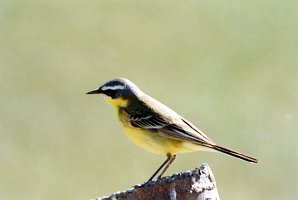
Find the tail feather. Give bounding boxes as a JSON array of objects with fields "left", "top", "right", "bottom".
[{"left": 212, "top": 144, "right": 258, "bottom": 163}]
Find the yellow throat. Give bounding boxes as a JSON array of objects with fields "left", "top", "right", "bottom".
[{"left": 104, "top": 96, "right": 128, "bottom": 110}]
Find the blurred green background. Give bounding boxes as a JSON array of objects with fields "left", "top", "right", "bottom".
[{"left": 1, "top": 1, "right": 297, "bottom": 200}]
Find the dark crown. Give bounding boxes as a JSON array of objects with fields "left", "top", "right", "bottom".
[{"left": 99, "top": 78, "right": 141, "bottom": 99}]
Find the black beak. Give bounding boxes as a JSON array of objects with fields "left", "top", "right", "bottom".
[{"left": 86, "top": 89, "right": 101, "bottom": 95}]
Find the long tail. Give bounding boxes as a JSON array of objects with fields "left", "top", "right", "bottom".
[{"left": 212, "top": 144, "right": 258, "bottom": 163}]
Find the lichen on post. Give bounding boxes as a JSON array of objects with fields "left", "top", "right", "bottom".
[{"left": 97, "top": 163, "right": 220, "bottom": 200}]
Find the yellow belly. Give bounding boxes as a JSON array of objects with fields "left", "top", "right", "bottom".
[
  {"left": 122, "top": 126, "right": 209, "bottom": 155},
  {"left": 105, "top": 97, "right": 210, "bottom": 155}
]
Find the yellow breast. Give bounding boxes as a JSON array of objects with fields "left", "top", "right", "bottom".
[
  {"left": 122, "top": 126, "right": 205, "bottom": 155},
  {"left": 106, "top": 97, "right": 208, "bottom": 155}
]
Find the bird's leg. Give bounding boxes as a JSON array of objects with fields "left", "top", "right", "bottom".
[
  {"left": 147, "top": 153, "right": 171, "bottom": 182},
  {"left": 157, "top": 154, "right": 176, "bottom": 179}
]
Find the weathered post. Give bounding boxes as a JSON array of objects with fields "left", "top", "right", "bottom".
[{"left": 97, "top": 163, "right": 220, "bottom": 200}]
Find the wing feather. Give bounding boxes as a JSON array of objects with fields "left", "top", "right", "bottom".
[{"left": 128, "top": 111, "right": 214, "bottom": 146}]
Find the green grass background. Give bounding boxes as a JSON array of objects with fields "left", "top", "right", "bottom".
[{"left": 1, "top": 1, "right": 297, "bottom": 199}]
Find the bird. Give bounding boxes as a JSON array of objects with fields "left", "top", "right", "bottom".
[{"left": 87, "top": 78, "right": 258, "bottom": 181}]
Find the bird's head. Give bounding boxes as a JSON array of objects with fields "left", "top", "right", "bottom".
[{"left": 87, "top": 78, "right": 141, "bottom": 107}]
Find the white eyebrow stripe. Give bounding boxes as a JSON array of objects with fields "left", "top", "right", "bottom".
[{"left": 101, "top": 85, "right": 125, "bottom": 91}]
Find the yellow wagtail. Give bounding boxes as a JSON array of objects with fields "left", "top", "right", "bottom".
[{"left": 87, "top": 78, "right": 258, "bottom": 181}]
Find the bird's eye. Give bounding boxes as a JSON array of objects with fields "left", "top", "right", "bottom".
[{"left": 105, "top": 89, "right": 115, "bottom": 97}]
